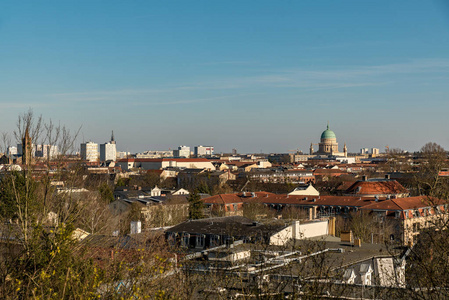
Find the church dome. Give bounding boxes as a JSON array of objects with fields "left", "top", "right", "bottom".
[{"left": 321, "top": 124, "right": 336, "bottom": 140}]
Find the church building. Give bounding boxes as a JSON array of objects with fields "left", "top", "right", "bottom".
[{"left": 310, "top": 123, "right": 347, "bottom": 157}]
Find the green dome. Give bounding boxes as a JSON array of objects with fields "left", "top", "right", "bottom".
[{"left": 321, "top": 124, "right": 336, "bottom": 139}]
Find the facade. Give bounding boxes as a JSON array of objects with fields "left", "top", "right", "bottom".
[
  {"left": 34, "top": 144, "right": 59, "bottom": 159},
  {"left": 80, "top": 142, "right": 99, "bottom": 162},
  {"left": 100, "top": 143, "right": 117, "bottom": 162},
  {"left": 117, "top": 151, "right": 131, "bottom": 159},
  {"left": 18, "top": 144, "right": 59, "bottom": 159},
  {"left": 165, "top": 216, "right": 287, "bottom": 249},
  {"left": 173, "top": 145, "right": 190, "bottom": 158},
  {"left": 248, "top": 168, "right": 315, "bottom": 184},
  {"left": 203, "top": 194, "right": 245, "bottom": 217},
  {"left": 361, "top": 196, "right": 448, "bottom": 245},
  {"left": 341, "top": 256, "right": 405, "bottom": 287},
  {"left": 135, "top": 150, "right": 173, "bottom": 158},
  {"left": 194, "top": 145, "right": 214, "bottom": 157},
  {"left": 116, "top": 158, "right": 215, "bottom": 171}
]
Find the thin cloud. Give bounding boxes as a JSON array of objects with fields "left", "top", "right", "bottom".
[
  {"left": 48, "top": 88, "right": 167, "bottom": 97},
  {"left": 198, "top": 61, "right": 261, "bottom": 66},
  {"left": 133, "top": 93, "right": 261, "bottom": 106},
  {"left": 36, "top": 58, "right": 449, "bottom": 105}
]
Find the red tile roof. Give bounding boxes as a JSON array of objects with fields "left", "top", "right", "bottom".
[
  {"left": 345, "top": 180, "right": 408, "bottom": 195},
  {"left": 203, "top": 194, "right": 244, "bottom": 204},
  {"left": 361, "top": 196, "right": 445, "bottom": 211},
  {"left": 246, "top": 194, "right": 377, "bottom": 207}
]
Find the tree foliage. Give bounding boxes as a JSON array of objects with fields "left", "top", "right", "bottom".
[
  {"left": 188, "top": 191, "right": 204, "bottom": 219},
  {"left": 0, "top": 171, "right": 39, "bottom": 221},
  {"left": 98, "top": 182, "right": 114, "bottom": 203}
]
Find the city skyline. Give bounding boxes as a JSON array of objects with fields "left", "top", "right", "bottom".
[{"left": 1, "top": 1, "right": 449, "bottom": 153}]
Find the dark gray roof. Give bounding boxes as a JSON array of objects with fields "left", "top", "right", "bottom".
[
  {"left": 82, "top": 232, "right": 160, "bottom": 250},
  {"left": 166, "top": 216, "right": 285, "bottom": 237}
]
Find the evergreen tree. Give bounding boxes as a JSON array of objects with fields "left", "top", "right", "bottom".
[{"left": 188, "top": 191, "right": 204, "bottom": 219}]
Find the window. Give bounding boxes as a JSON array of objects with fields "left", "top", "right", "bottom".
[
  {"left": 181, "top": 233, "right": 190, "bottom": 248},
  {"left": 210, "top": 235, "right": 220, "bottom": 247},
  {"left": 196, "top": 234, "right": 205, "bottom": 248}
]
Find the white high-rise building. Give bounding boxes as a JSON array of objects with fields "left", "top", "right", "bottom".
[
  {"left": 100, "top": 131, "right": 117, "bottom": 162},
  {"left": 371, "top": 148, "right": 380, "bottom": 155},
  {"left": 80, "top": 142, "right": 99, "bottom": 162},
  {"left": 360, "top": 148, "right": 369, "bottom": 154},
  {"left": 194, "top": 145, "right": 214, "bottom": 157},
  {"left": 7, "top": 146, "right": 17, "bottom": 156},
  {"left": 173, "top": 145, "right": 190, "bottom": 158},
  {"left": 100, "top": 143, "right": 116, "bottom": 162},
  {"left": 34, "top": 144, "right": 59, "bottom": 159}
]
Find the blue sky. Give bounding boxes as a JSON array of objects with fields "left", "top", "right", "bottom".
[{"left": 1, "top": 1, "right": 449, "bottom": 153}]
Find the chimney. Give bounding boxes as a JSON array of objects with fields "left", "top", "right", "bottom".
[{"left": 130, "top": 221, "right": 141, "bottom": 234}]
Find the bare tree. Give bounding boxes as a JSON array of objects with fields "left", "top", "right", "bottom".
[
  {"left": 414, "top": 142, "right": 448, "bottom": 199},
  {"left": 13, "top": 108, "right": 43, "bottom": 147}
]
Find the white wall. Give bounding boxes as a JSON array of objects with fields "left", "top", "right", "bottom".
[
  {"left": 295, "top": 220, "right": 329, "bottom": 239},
  {"left": 269, "top": 226, "right": 293, "bottom": 246},
  {"left": 269, "top": 220, "right": 329, "bottom": 245}
]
